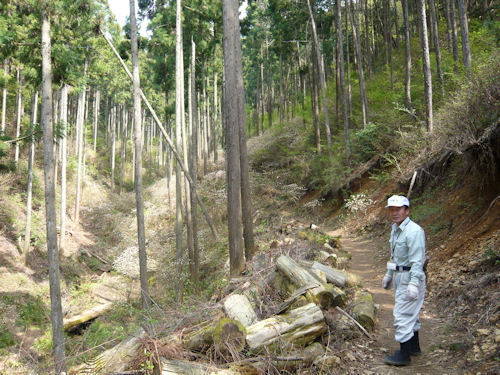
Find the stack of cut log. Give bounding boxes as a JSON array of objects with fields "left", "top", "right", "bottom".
[{"left": 71, "top": 231, "right": 376, "bottom": 375}]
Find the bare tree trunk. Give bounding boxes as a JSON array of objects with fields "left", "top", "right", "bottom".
[
  {"left": 337, "top": 0, "right": 351, "bottom": 165},
  {"left": 403, "top": 0, "right": 412, "bottom": 110},
  {"left": 307, "top": 0, "right": 332, "bottom": 155},
  {"left": 417, "top": 0, "right": 434, "bottom": 132},
  {"left": 202, "top": 63, "right": 208, "bottom": 176},
  {"left": 130, "top": 0, "right": 150, "bottom": 311},
  {"left": 222, "top": 0, "right": 245, "bottom": 276},
  {"left": 119, "top": 106, "right": 126, "bottom": 194},
  {"left": 311, "top": 43, "right": 321, "bottom": 153},
  {"left": 59, "top": 84, "right": 68, "bottom": 252},
  {"left": 279, "top": 54, "right": 284, "bottom": 124},
  {"left": 444, "top": 0, "right": 453, "bottom": 50},
  {"left": 1, "top": 61, "right": 8, "bottom": 136},
  {"left": 364, "top": 0, "right": 372, "bottom": 77},
  {"left": 260, "top": 56, "right": 265, "bottom": 133},
  {"left": 345, "top": 4, "right": 353, "bottom": 120},
  {"left": 74, "top": 58, "right": 87, "bottom": 223},
  {"left": 14, "top": 70, "right": 22, "bottom": 164},
  {"left": 457, "top": 0, "right": 472, "bottom": 70},
  {"left": 213, "top": 70, "right": 218, "bottom": 162},
  {"left": 450, "top": 0, "right": 460, "bottom": 69},
  {"left": 175, "top": 0, "right": 185, "bottom": 301},
  {"left": 24, "top": 91, "right": 38, "bottom": 258},
  {"left": 93, "top": 89, "right": 100, "bottom": 152},
  {"left": 429, "top": 0, "right": 444, "bottom": 93},
  {"left": 110, "top": 105, "right": 116, "bottom": 193},
  {"left": 189, "top": 38, "right": 200, "bottom": 293},
  {"left": 41, "top": 4, "right": 66, "bottom": 372},
  {"left": 349, "top": 0, "right": 370, "bottom": 127}
]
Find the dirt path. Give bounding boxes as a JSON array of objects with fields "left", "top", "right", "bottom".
[{"left": 331, "top": 232, "right": 463, "bottom": 374}]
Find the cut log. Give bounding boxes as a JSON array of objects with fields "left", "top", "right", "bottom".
[
  {"left": 276, "top": 255, "right": 336, "bottom": 308},
  {"left": 351, "top": 291, "right": 375, "bottom": 331},
  {"left": 156, "top": 358, "right": 240, "bottom": 374},
  {"left": 184, "top": 318, "right": 246, "bottom": 353},
  {"left": 311, "top": 261, "right": 346, "bottom": 287},
  {"left": 246, "top": 303, "right": 327, "bottom": 352},
  {"left": 223, "top": 294, "right": 258, "bottom": 328},
  {"left": 64, "top": 302, "right": 113, "bottom": 332},
  {"left": 71, "top": 330, "right": 145, "bottom": 374}
]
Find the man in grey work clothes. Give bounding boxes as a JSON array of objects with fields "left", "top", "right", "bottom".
[{"left": 382, "top": 195, "right": 426, "bottom": 366}]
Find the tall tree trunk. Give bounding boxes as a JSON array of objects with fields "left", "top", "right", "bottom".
[
  {"left": 260, "top": 56, "right": 265, "bottom": 134},
  {"left": 349, "top": 0, "right": 370, "bottom": 127},
  {"left": 393, "top": 0, "right": 400, "bottom": 48},
  {"left": 1, "top": 61, "right": 7, "bottom": 136},
  {"left": 429, "top": 0, "right": 444, "bottom": 93},
  {"left": 279, "top": 54, "right": 284, "bottom": 124},
  {"left": 222, "top": 0, "right": 245, "bottom": 276},
  {"left": 337, "top": 0, "right": 351, "bottom": 165},
  {"left": 110, "top": 105, "right": 116, "bottom": 193},
  {"left": 417, "top": 0, "right": 434, "bottom": 132},
  {"left": 59, "top": 84, "right": 68, "bottom": 252},
  {"left": 457, "top": 0, "right": 472, "bottom": 70},
  {"left": 93, "top": 89, "right": 100, "bottom": 152},
  {"left": 119, "top": 106, "right": 126, "bottom": 194},
  {"left": 41, "top": 4, "right": 66, "bottom": 372},
  {"left": 175, "top": 0, "right": 185, "bottom": 301},
  {"left": 307, "top": 0, "right": 332, "bottom": 155},
  {"left": 403, "top": 0, "right": 412, "bottom": 110},
  {"left": 213, "top": 70, "right": 218, "bottom": 162},
  {"left": 202, "top": 63, "right": 208, "bottom": 176},
  {"left": 311, "top": 43, "right": 321, "bottom": 153},
  {"left": 14, "top": 70, "right": 22, "bottom": 164},
  {"left": 345, "top": 4, "right": 353, "bottom": 120},
  {"left": 24, "top": 91, "right": 38, "bottom": 259},
  {"left": 189, "top": 38, "right": 200, "bottom": 293},
  {"left": 363, "top": 0, "right": 372, "bottom": 77},
  {"left": 445, "top": 0, "right": 453, "bottom": 50},
  {"left": 74, "top": 59, "right": 87, "bottom": 223},
  {"left": 450, "top": 0, "right": 460, "bottom": 69},
  {"left": 234, "top": 11, "right": 255, "bottom": 262},
  {"left": 130, "top": 0, "right": 149, "bottom": 311}
]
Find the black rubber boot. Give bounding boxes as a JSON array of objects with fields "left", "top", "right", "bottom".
[
  {"left": 384, "top": 340, "right": 411, "bottom": 366},
  {"left": 409, "top": 331, "right": 422, "bottom": 356}
]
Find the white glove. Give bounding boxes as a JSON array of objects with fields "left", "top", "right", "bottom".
[
  {"left": 382, "top": 274, "right": 392, "bottom": 289},
  {"left": 407, "top": 283, "right": 419, "bottom": 300}
]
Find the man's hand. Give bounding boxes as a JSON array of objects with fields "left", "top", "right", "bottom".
[
  {"left": 382, "top": 274, "right": 392, "bottom": 289},
  {"left": 407, "top": 283, "right": 419, "bottom": 300}
]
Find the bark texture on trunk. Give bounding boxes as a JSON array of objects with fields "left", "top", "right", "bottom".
[
  {"left": 417, "top": 0, "right": 434, "bottom": 132},
  {"left": 41, "top": 4, "right": 67, "bottom": 372},
  {"left": 130, "top": 0, "right": 149, "bottom": 310}
]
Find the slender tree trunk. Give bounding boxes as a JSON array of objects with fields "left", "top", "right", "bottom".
[
  {"left": 1, "top": 61, "right": 7, "bottom": 136},
  {"left": 74, "top": 59, "right": 87, "bottom": 223},
  {"left": 403, "top": 0, "right": 412, "bottom": 110},
  {"left": 429, "top": 0, "right": 444, "bottom": 93},
  {"left": 59, "top": 84, "right": 68, "bottom": 252},
  {"left": 349, "top": 0, "right": 370, "bottom": 126},
  {"left": 417, "top": 0, "right": 434, "bottom": 132},
  {"left": 119, "top": 106, "right": 126, "bottom": 194},
  {"left": 222, "top": 0, "right": 245, "bottom": 276},
  {"left": 24, "top": 91, "right": 38, "bottom": 258},
  {"left": 15, "top": 70, "right": 22, "bottom": 164},
  {"left": 445, "top": 0, "right": 453, "bottom": 50},
  {"left": 307, "top": 0, "right": 332, "bottom": 155},
  {"left": 202, "top": 63, "right": 208, "bottom": 176},
  {"left": 213, "top": 70, "right": 218, "bottom": 162},
  {"left": 311, "top": 43, "right": 321, "bottom": 153},
  {"left": 175, "top": 0, "right": 185, "bottom": 301},
  {"left": 260, "top": 57, "right": 265, "bottom": 133},
  {"left": 364, "top": 0, "right": 372, "bottom": 77},
  {"left": 130, "top": 0, "right": 149, "bottom": 311},
  {"left": 345, "top": 4, "right": 353, "bottom": 120},
  {"left": 189, "top": 38, "right": 199, "bottom": 293},
  {"left": 457, "top": 0, "right": 472, "bottom": 70},
  {"left": 450, "top": 0, "right": 460, "bottom": 69},
  {"left": 93, "top": 89, "right": 100, "bottom": 152},
  {"left": 337, "top": 0, "right": 350, "bottom": 164},
  {"left": 41, "top": 4, "right": 66, "bottom": 372},
  {"left": 110, "top": 105, "right": 116, "bottom": 193},
  {"left": 393, "top": 0, "right": 400, "bottom": 48},
  {"left": 279, "top": 54, "right": 284, "bottom": 124}
]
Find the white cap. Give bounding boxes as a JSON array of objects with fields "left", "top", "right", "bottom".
[{"left": 386, "top": 195, "right": 410, "bottom": 207}]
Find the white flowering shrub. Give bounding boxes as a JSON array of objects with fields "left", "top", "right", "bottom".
[{"left": 345, "top": 193, "right": 374, "bottom": 214}]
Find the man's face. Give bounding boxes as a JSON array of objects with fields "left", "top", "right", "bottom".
[{"left": 389, "top": 206, "right": 410, "bottom": 226}]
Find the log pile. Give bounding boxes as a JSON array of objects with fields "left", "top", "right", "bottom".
[{"left": 73, "top": 225, "right": 376, "bottom": 375}]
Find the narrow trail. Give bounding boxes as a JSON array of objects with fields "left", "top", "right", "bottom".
[{"left": 329, "top": 231, "right": 461, "bottom": 374}]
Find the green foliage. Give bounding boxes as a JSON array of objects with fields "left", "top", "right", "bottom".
[
  {"left": 0, "top": 329, "right": 15, "bottom": 349},
  {"left": 16, "top": 296, "right": 48, "bottom": 328},
  {"left": 482, "top": 247, "right": 500, "bottom": 267}
]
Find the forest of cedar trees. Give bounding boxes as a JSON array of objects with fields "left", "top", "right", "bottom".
[{"left": 0, "top": 0, "right": 499, "bottom": 374}]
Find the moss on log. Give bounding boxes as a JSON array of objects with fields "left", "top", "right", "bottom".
[
  {"left": 184, "top": 318, "right": 246, "bottom": 353},
  {"left": 352, "top": 291, "right": 375, "bottom": 331},
  {"left": 223, "top": 294, "right": 258, "bottom": 328}
]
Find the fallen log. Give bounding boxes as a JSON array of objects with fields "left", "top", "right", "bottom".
[
  {"left": 156, "top": 358, "right": 240, "bottom": 374},
  {"left": 310, "top": 261, "right": 346, "bottom": 288},
  {"left": 223, "top": 294, "right": 258, "bottom": 328},
  {"left": 352, "top": 291, "right": 375, "bottom": 331},
  {"left": 71, "top": 330, "right": 145, "bottom": 374},
  {"left": 184, "top": 318, "right": 246, "bottom": 354},
  {"left": 276, "top": 255, "right": 336, "bottom": 308},
  {"left": 64, "top": 302, "right": 113, "bottom": 332},
  {"left": 246, "top": 303, "right": 327, "bottom": 352}
]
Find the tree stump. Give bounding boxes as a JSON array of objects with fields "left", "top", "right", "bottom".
[{"left": 352, "top": 290, "right": 375, "bottom": 331}]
